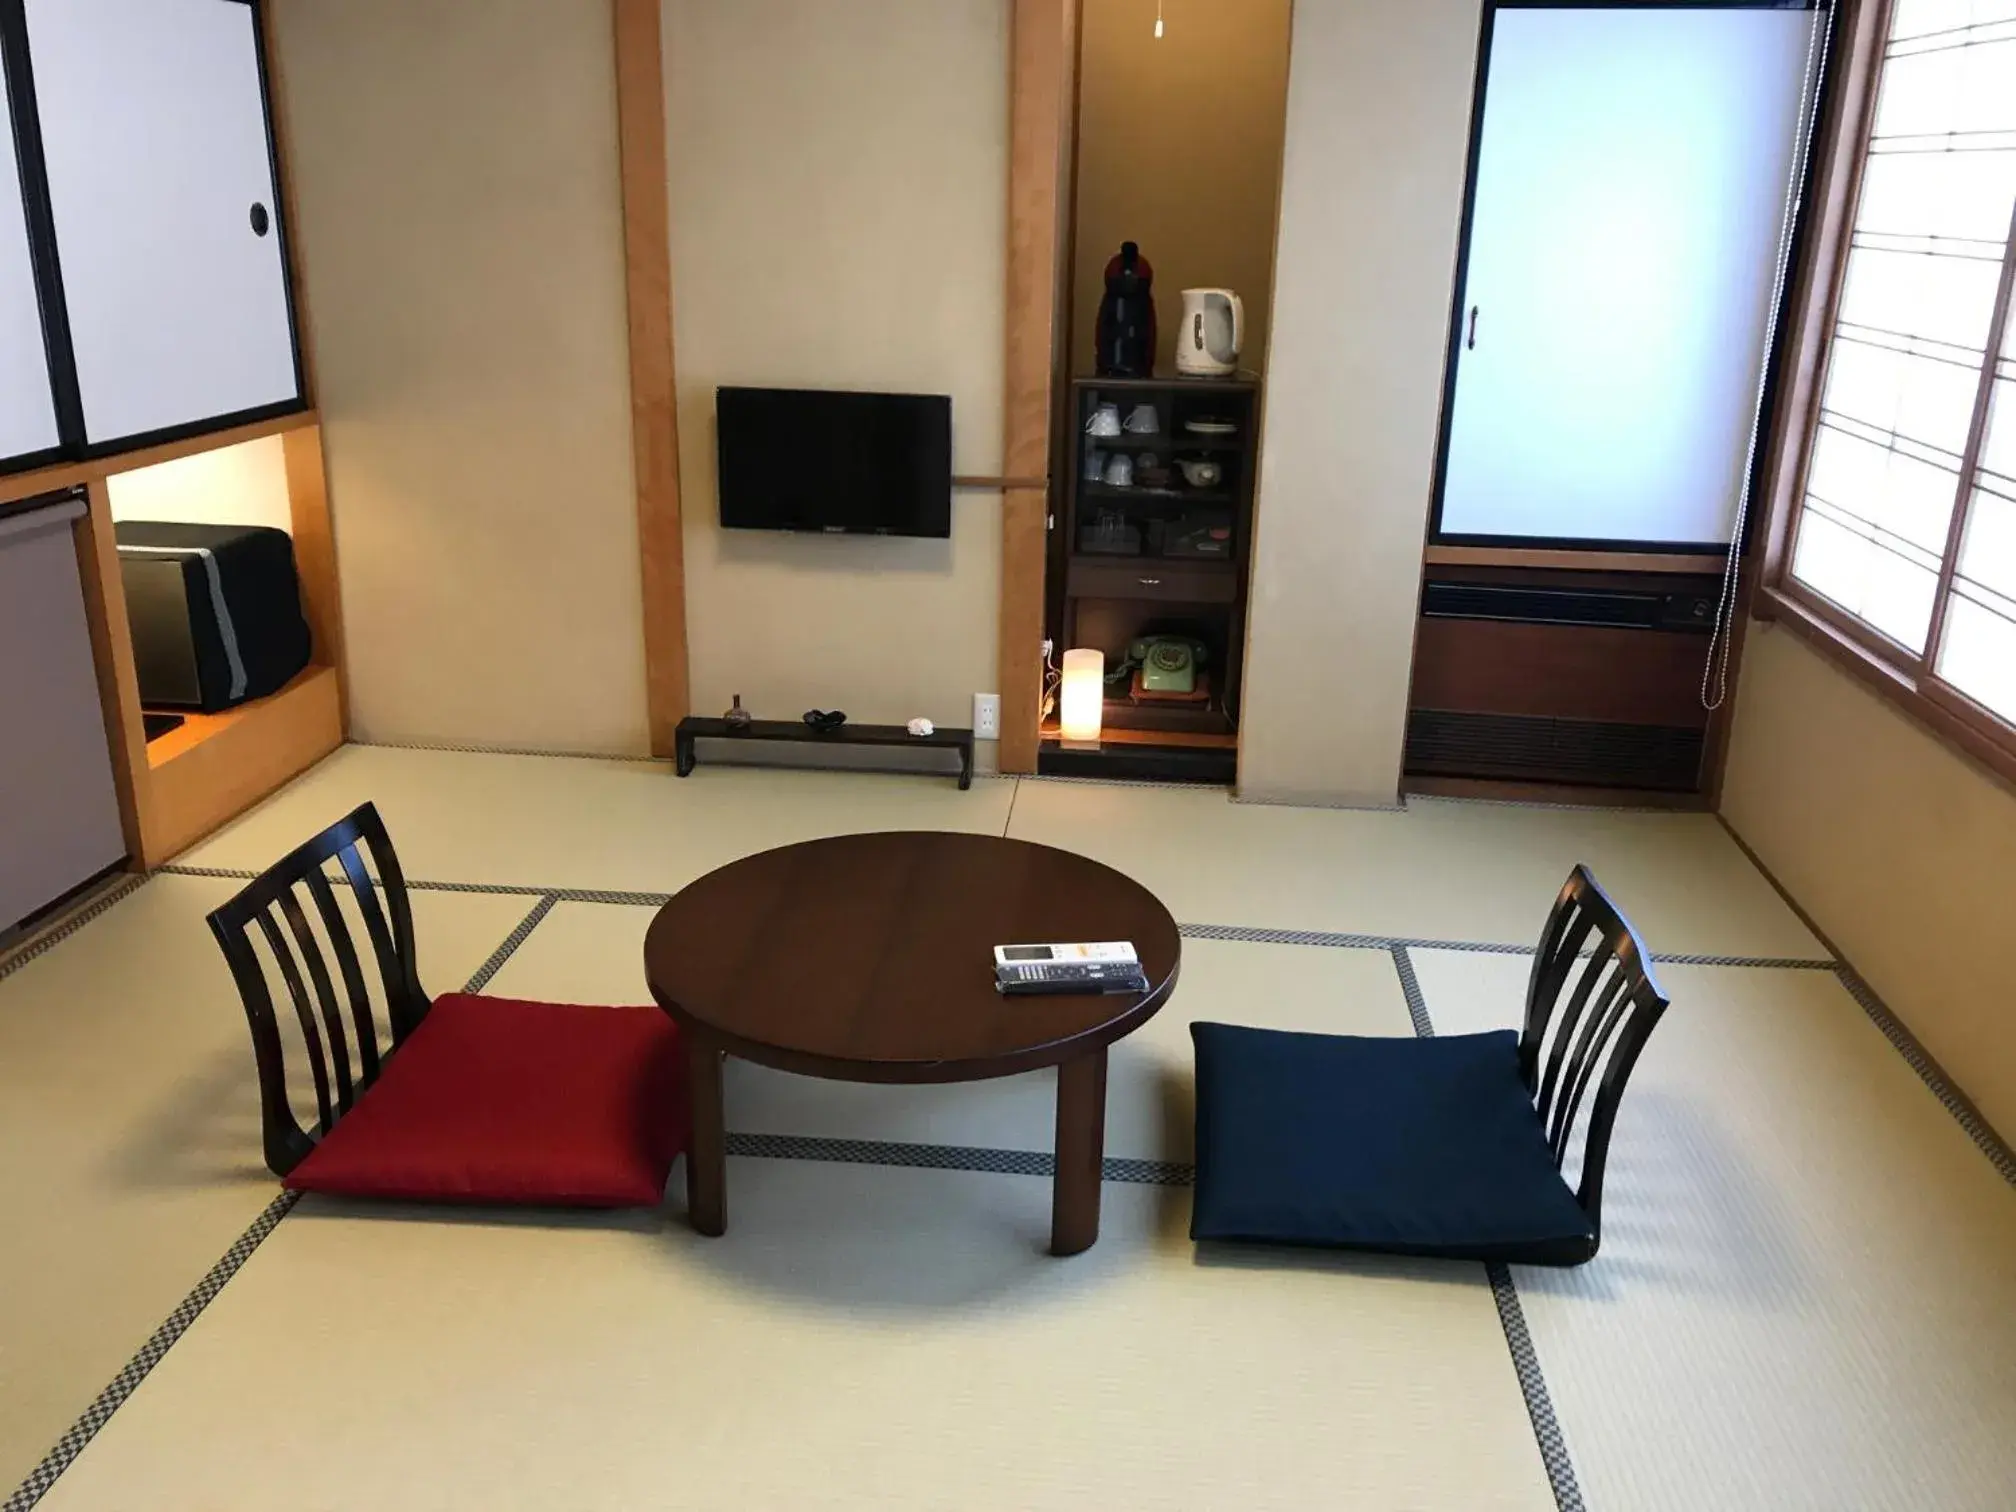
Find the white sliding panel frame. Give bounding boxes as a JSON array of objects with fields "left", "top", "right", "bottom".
[
  {"left": 23, "top": 0, "right": 300, "bottom": 448},
  {"left": 0, "top": 35, "right": 58, "bottom": 465},
  {"left": 1436, "top": 4, "right": 1819, "bottom": 548}
]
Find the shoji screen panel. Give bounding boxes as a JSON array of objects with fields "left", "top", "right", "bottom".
[
  {"left": 0, "top": 32, "right": 58, "bottom": 466},
  {"left": 1434, "top": 4, "right": 1821, "bottom": 549},
  {"left": 23, "top": 0, "right": 301, "bottom": 449}
]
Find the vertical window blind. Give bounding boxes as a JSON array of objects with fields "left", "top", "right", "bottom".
[{"left": 1790, "top": 0, "right": 2016, "bottom": 723}]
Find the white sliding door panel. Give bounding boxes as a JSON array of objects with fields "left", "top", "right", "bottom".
[
  {"left": 24, "top": 0, "right": 299, "bottom": 446},
  {"left": 0, "top": 56, "right": 59, "bottom": 463},
  {"left": 1439, "top": 7, "right": 1816, "bottom": 546}
]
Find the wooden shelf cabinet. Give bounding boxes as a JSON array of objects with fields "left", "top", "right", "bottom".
[
  {"left": 141, "top": 664, "right": 342, "bottom": 863},
  {"left": 67, "top": 417, "right": 346, "bottom": 871},
  {"left": 1052, "top": 374, "right": 1260, "bottom": 773}
]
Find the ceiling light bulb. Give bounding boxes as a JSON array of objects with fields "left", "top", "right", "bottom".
[{"left": 1154, "top": 2, "right": 1164, "bottom": 38}]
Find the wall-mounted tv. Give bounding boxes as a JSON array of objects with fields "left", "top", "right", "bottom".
[{"left": 716, "top": 386, "right": 953, "bottom": 539}]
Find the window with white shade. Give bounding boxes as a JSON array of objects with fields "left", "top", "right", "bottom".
[{"left": 1781, "top": 0, "right": 2016, "bottom": 741}]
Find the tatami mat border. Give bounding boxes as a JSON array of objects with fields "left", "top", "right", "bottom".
[
  {"left": 464, "top": 898, "right": 559, "bottom": 994},
  {"left": 11, "top": 847, "right": 1997, "bottom": 1510},
  {"left": 0, "top": 874, "right": 150, "bottom": 986},
  {"left": 157, "top": 867, "right": 1840, "bottom": 968},
  {"left": 1389, "top": 943, "right": 1437, "bottom": 1039},
  {"left": 1, "top": 882, "right": 563, "bottom": 1512},
  {"left": 726, "top": 1131, "right": 1194, "bottom": 1187},
  {"left": 1487, "top": 1261, "right": 1586, "bottom": 1512},
  {"left": 1832, "top": 964, "right": 2016, "bottom": 1187},
  {"left": 1398, "top": 943, "right": 1586, "bottom": 1512},
  {"left": 0, "top": 1189, "right": 302, "bottom": 1512}
]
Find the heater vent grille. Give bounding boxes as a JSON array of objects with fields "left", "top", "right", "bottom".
[
  {"left": 1421, "top": 581, "right": 1716, "bottom": 632},
  {"left": 1405, "top": 711, "right": 1704, "bottom": 792}
]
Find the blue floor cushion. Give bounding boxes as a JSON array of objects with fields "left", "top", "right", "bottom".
[{"left": 1190, "top": 1022, "right": 1598, "bottom": 1265}]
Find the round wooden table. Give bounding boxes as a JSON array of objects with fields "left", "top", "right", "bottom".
[{"left": 643, "top": 831, "right": 1181, "bottom": 1255}]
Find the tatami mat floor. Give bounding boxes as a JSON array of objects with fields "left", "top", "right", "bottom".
[{"left": 2, "top": 745, "right": 2011, "bottom": 1510}]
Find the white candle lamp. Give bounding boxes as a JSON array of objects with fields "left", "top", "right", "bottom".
[{"left": 1059, "top": 648, "right": 1105, "bottom": 748}]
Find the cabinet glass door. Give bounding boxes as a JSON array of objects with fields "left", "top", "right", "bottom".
[
  {"left": 24, "top": 0, "right": 300, "bottom": 449},
  {"left": 0, "top": 39, "right": 59, "bottom": 466},
  {"left": 1436, "top": 6, "right": 1818, "bottom": 548}
]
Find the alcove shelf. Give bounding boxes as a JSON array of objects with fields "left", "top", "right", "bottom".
[{"left": 55, "top": 412, "right": 346, "bottom": 872}]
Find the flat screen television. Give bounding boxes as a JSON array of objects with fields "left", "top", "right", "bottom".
[{"left": 716, "top": 386, "right": 953, "bottom": 538}]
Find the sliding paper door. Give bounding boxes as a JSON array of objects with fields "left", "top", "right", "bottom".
[
  {"left": 1436, "top": 5, "right": 1819, "bottom": 548},
  {"left": 0, "top": 33, "right": 58, "bottom": 467},
  {"left": 23, "top": 0, "right": 301, "bottom": 449}
]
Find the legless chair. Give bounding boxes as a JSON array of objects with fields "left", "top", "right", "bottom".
[
  {"left": 1189, "top": 866, "right": 1669, "bottom": 1265},
  {"left": 209, "top": 803, "right": 687, "bottom": 1206}
]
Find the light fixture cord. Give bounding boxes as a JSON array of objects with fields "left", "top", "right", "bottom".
[{"left": 1702, "top": 2, "right": 1833, "bottom": 712}]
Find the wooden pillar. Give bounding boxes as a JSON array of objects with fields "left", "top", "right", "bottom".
[
  {"left": 614, "top": 0, "right": 690, "bottom": 757},
  {"left": 998, "top": 0, "right": 1078, "bottom": 775}
]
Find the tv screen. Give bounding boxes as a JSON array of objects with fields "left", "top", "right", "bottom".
[{"left": 716, "top": 386, "right": 953, "bottom": 538}]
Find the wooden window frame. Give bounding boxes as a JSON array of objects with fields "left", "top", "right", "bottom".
[{"left": 1756, "top": 0, "right": 2016, "bottom": 788}]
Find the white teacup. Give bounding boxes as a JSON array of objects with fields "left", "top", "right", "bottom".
[
  {"left": 1122, "top": 403, "right": 1160, "bottom": 435},
  {"left": 1103, "top": 452, "right": 1134, "bottom": 488},
  {"left": 1085, "top": 404, "right": 1122, "bottom": 438}
]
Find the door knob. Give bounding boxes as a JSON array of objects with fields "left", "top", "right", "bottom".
[
  {"left": 249, "top": 202, "right": 271, "bottom": 238},
  {"left": 1467, "top": 305, "right": 1479, "bottom": 350}
]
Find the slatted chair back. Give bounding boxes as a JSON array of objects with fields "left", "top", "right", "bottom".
[
  {"left": 1519, "top": 865, "right": 1670, "bottom": 1248},
  {"left": 207, "top": 802, "right": 428, "bottom": 1177}
]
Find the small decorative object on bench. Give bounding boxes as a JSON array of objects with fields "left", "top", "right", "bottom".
[
  {"left": 207, "top": 802, "right": 687, "bottom": 1207},
  {"left": 723, "top": 694, "right": 753, "bottom": 732},
  {"left": 674, "top": 715, "right": 975, "bottom": 788},
  {"left": 802, "top": 708, "right": 848, "bottom": 733},
  {"left": 1188, "top": 865, "right": 1669, "bottom": 1266}
]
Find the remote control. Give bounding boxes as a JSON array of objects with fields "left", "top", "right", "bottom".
[{"left": 994, "top": 942, "right": 1144, "bottom": 996}]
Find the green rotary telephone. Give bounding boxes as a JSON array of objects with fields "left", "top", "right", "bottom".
[{"left": 1127, "top": 635, "right": 1208, "bottom": 695}]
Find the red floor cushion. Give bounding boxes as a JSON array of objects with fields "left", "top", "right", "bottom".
[{"left": 285, "top": 993, "right": 687, "bottom": 1207}]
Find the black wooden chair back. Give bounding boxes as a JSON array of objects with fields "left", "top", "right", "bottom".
[
  {"left": 207, "top": 802, "right": 428, "bottom": 1177},
  {"left": 1519, "top": 866, "right": 1670, "bottom": 1249}
]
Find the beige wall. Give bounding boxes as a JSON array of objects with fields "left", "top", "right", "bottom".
[
  {"left": 1721, "top": 623, "right": 2016, "bottom": 1137},
  {"left": 663, "top": 0, "right": 1007, "bottom": 735},
  {"left": 1069, "top": 0, "right": 1291, "bottom": 377},
  {"left": 269, "top": 0, "right": 648, "bottom": 753},
  {"left": 1236, "top": 0, "right": 1479, "bottom": 805},
  {"left": 106, "top": 435, "right": 292, "bottom": 534}
]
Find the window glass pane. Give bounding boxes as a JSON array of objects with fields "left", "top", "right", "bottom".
[
  {"left": 1875, "top": 37, "right": 2016, "bottom": 139},
  {"left": 1806, "top": 420, "right": 1961, "bottom": 552},
  {"left": 1835, "top": 245, "right": 2002, "bottom": 350},
  {"left": 1957, "top": 478, "right": 2016, "bottom": 598},
  {"left": 1792, "top": 504, "right": 1941, "bottom": 650},
  {"left": 1820, "top": 334, "right": 1983, "bottom": 455},
  {"left": 1793, "top": 0, "right": 2016, "bottom": 672},
  {"left": 1980, "top": 375, "right": 2014, "bottom": 492},
  {"left": 1890, "top": 3, "right": 2016, "bottom": 45},
  {"left": 1856, "top": 148, "right": 2016, "bottom": 245},
  {"left": 1957, "top": 380, "right": 2016, "bottom": 602},
  {"left": 1938, "top": 589, "right": 2016, "bottom": 720}
]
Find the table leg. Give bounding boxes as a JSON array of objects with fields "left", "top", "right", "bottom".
[
  {"left": 1051, "top": 1048, "right": 1108, "bottom": 1256},
  {"left": 684, "top": 1034, "right": 726, "bottom": 1236}
]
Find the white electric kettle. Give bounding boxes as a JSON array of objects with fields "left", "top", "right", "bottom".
[{"left": 1176, "top": 288, "right": 1243, "bottom": 377}]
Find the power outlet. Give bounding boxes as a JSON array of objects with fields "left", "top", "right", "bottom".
[{"left": 973, "top": 693, "right": 1001, "bottom": 740}]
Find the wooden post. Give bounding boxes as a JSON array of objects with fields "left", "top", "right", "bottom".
[
  {"left": 614, "top": 0, "right": 690, "bottom": 757},
  {"left": 998, "top": 0, "right": 1078, "bottom": 775}
]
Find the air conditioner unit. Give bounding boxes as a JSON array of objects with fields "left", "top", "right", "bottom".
[{"left": 1405, "top": 577, "right": 1718, "bottom": 792}]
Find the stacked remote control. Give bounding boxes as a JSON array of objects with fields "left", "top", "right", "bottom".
[{"left": 994, "top": 942, "right": 1148, "bottom": 996}]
